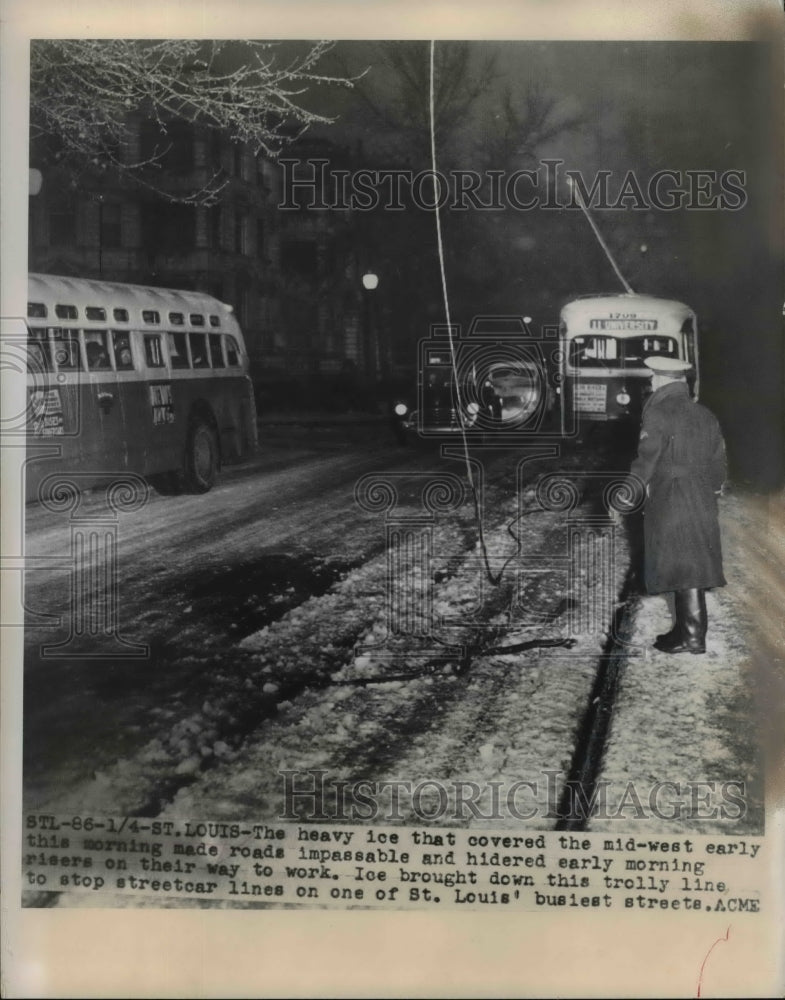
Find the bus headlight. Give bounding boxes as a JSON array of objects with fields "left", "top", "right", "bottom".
[
  {"left": 616, "top": 391, "right": 631, "bottom": 406},
  {"left": 467, "top": 401, "right": 480, "bottom": 415},
  {"left": 394, "top": 403, "right": 408, "bottom": 416}
]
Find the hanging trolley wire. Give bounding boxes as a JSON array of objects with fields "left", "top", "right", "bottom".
[{"left": 428, "top": 40, "right": 500, "bottom": 585}]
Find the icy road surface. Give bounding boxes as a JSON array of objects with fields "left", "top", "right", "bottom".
[
  {"left": 23, "top": 426, "right": 611, "bottom": 816},
  {"left": 21, "top": 426, "right": 774, "bottom": 848}
]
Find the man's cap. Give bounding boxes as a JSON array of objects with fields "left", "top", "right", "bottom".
[{"left": 643, "top": 356, "right": 693, "bottom": 375}]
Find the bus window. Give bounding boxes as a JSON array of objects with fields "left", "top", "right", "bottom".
[
  {"left": 209, "top": 334, "right": 225, "bottom": 368},
  {"left": 623, "top": 336, "right": 678, "bottom": 365},
  {"left": 112, "top": 331, "right": 134, "bottom": 370},
  {"left": 189, "top": 332, "right": 209, "bottom": 368},
  {"left": 85, "top": 330, "right": 111, "bottom": 370},
  {"left": 52, "top": 330, "right": 82, "bottom": 370},
  {"left": 113, "top": 308, "right": 129, "bottom": 323},
  {"left": 190, "top": 313, "right": 205, "bottom": 327},
  {"left": 55, "top": 304, "right": 78, "bottom": 320},
  {"left": 144, "top": 334, "right": 165, "bottom": 368},
  {"left": 27, "top": 328, "right": 52, "bottom": 372},
  {"left": 224, "top": 335, "right": 240, "bottom": 366},
  {"left": 168, "top": 311, "right": 185, "bottom": 326},
  {"left": 167, "top": 331, "right": 190, "bottom": 368},
  {"left": 209, "top": 314, "right": 221, "bottom": 328},
  {"left": 28, "top": 302, "right": 47, "bottom": 319},
  {"left": 569, "top": 335, "right": 618, "bottom": 367},
  {"left": 86, "top": 307, "right": 107, "bottom": 322},
  {"left": 142, "top": 310, "right": 161, "bottom": 325}
]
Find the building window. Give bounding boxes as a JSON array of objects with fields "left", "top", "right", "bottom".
[
  {"left": 140, "top": 120, "right": 194, "bottom": 173},
  {"left": 142, "top": 203, "right": 196, "bottom": 255},
  {"left": 234, "top": 211, "right": 246, "bottom": 255},
  {"left": 209, "top": 132, "right": 223, "bottom": 171},
  {"left": 281, "top": 239, "right": 318, "bottom": 277},
  {"left": 100, "top": 202, "right": 122, "bottom": 249},
  {"left": 49, "top": 208, "right": 76, "bottom": 246},
  {"left": 209, "top": 206, "right": 222, "bottom": 250},
  {"left": 235, "top": 276, "right": 250, "bottom": 329}
]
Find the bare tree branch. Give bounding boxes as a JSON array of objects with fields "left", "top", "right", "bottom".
[{"left": 30, "top": 39, "right": 362, "bottom": 204}]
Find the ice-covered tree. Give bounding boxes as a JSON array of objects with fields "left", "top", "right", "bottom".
[{"left": 30, "top": 39, "right": 359, "bottom": 204}]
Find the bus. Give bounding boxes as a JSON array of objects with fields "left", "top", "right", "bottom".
[
  {"left": 24, "top": 273, "right": 258, "bottom": 503},
  {"left": 557, "top": 293, "right": 698, "bottom": 433}
]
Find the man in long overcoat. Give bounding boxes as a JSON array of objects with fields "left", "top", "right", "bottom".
[{"left": 627, "top": 355, "right": 727, "bottom": 654}]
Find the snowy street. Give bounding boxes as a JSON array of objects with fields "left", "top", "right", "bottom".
[{"left": 22, "top": 426, "right": 776, "bottom": 852}]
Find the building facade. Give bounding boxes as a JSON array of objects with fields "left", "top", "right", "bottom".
[{"left": 29, "top": 121, "right": 385, "bottom": 409}]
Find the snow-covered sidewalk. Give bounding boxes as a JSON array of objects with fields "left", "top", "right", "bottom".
[{"left": 593, "top": 487, "right": 784, "bottom": 835}]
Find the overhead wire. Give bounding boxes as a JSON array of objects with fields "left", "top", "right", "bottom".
[
  {"left": 567, "top": 175, "right": 635, "bottom": 294},
  {"left": 428, "top": 40, "right": 500, "bottom": 586}
]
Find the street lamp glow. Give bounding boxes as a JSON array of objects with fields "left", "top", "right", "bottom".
[{"left": 362, "top": 272, "right": 379, "bottom": 291}]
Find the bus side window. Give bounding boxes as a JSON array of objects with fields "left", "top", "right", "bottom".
[
  {"left": 167, "top": 331, "right": 190, "bottom": 368},
  {"left": 144, "top": 334, "right": 165, "bottom": 368},
  {"left": 209, "top": 334, "right": 225, "bottom": 368},
  {"left": 27, "top": 327, "right": 52, "bottom": 372},
  {"left": 224, "top": 335, "right": 240, "bottom": 366},
  {"left": 112, "top": 330, "right": 135, "bottom": 370},
  {"left": 85, "top": 330, "right": 111, "bottom": 370},
  {"left": 189, "top": 332, "right": 210, "bottom": 368},
  {"left": 51, "top": 328, "right": 83, "bottom": 370}
]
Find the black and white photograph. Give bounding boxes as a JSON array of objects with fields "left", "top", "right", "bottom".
[{"left": 2, "top": 1, "right": 784, "bottom": 996}]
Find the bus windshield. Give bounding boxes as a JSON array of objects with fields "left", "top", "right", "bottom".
[
  {"left": 622, "top": 335, "right": 679, "bottom": 364},
  {"left": 569, "top": 334, "right": 679, "bottom": 368},
  {"left": 568, "top": 335, "right": 619, "bottom": 367}
]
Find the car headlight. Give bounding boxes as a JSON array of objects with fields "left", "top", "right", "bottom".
[
  {"left": 616, "top": 391, "right": 631, "bottom": 406},
  {"left": 467, "top": 401, "right": 480, "bottom": 415},
  {"left": 394, "top": 403, "right": 408, "bottom": 416}
]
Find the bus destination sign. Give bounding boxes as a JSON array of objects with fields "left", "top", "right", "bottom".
[{"left": 589, "top": 318, "right": 658, "bottom": 331}]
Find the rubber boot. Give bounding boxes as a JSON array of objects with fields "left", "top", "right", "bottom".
[
  {"left": 655, "top": 601, "right": 680, "bottom": 647},
  {"left": 655, "top": 593, "right": 683, "bottom": 647},
  {"left": 696, "top": 589, "right": 708, "bottom": 647},
  {"left": 654, "top": 621, "right": 680, "bottom": 646},
  {"left": 654, "top": 589, "right": 706, "bottom": 654}
]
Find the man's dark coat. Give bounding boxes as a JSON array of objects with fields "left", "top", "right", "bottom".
[{"left": 630, "top": 380, "right": 727, "bottom": 594}]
